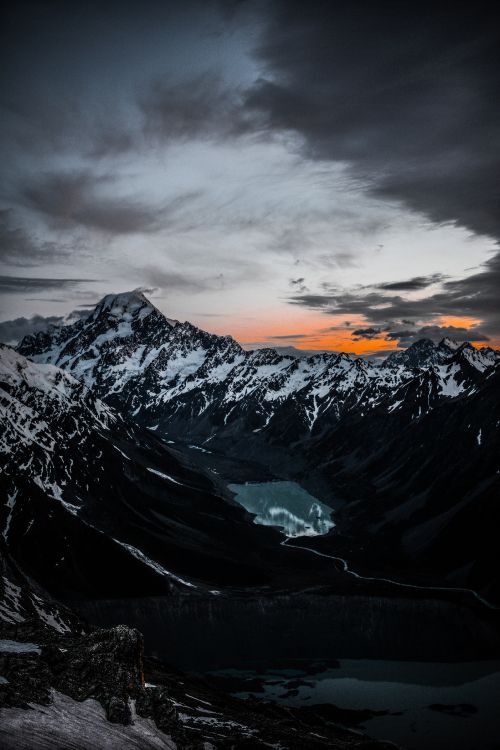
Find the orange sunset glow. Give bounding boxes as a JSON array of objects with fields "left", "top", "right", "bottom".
[{"left": 204, "top": 313, "right": 497, "bottom": 356}]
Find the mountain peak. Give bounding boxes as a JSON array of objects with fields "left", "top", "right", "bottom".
[
  {"left": 407, "top": 338, "right": 435, "bottom": 350},
  {"left": 91, "top": 289, "right": 180, "bottom": 329},
  {"left": 383, "top": 338, "right": 442, "bottom": 368},
  {"left": 92, "top": 289, "right": 157, "bottom": 321}
]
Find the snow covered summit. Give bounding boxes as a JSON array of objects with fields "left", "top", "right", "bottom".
[{"left": 90, "top": 289, "right": 177, "bottom": 327}]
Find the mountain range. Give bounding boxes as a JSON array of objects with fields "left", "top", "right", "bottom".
[
  {"left": 11, "top": 289, "right": 500, "bottom": 600},
  {"left": 17, "top": 291, "right": 498, "bottom": 446}
]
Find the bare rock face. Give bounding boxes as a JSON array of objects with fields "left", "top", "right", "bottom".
[
  {"left": 46, "top": 625, "right": 146, "bottom": 724},
  {"left": 0, "top": 623, "right": 189, "bottom": 747},
  {"left": 135, "top": 685, "right": 178, "bottom": 736},
  {"left": 0, "top": 626, "right": 149, "bottom": 722},
  {"left": 0, "top": 651, "right": 53, "bottom": 709}
]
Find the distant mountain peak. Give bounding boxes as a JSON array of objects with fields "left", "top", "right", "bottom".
[{"left": 92, "top": 290, "right": 178, "bottom": 327}]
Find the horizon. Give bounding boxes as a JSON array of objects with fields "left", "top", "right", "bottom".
[
  {"left": 1, "top": 2, "right": 499, "bottom": 356},
  {"left": 2, "top": 286, "right": 497, "bottom": 360}
]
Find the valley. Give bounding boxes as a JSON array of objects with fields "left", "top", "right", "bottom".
[{"left": 2, "top": 290, "right": 500, "bottom": 749}]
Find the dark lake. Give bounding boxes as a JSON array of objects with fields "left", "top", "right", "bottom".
[{"left": 208, "top": 658, "right": 500, "bottom": 750}]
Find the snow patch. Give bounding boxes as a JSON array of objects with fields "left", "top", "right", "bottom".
[
  {"left": 0, "top": 578, "right": 25, "bottom": 624},
  {"left": 147, "top": 467, "right": 184, "bottom": 486},
  {"left": 0, "top": 690, "right": 177, "bottom": 749},
  {"left": 111, "top": 538, "right": 196, "bottom": 589}
]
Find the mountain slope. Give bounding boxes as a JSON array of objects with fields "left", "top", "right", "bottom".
[{"left": 301, "top": 364, "right": 500, "bottom": 600}]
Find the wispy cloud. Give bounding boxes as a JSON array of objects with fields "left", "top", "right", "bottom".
[
  {"left": 268, "top": 333, "right": 309, "bottom": 340},
  {"left": 21, "top": 171, "right": 162, "bottom": 235},
  {"left": 0, "top": 275, "right": 98, "bottom": 293}
]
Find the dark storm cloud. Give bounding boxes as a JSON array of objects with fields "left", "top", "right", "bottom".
[
  {"left": 246, "top": 2, "right": 500, "bottom": 242},
  {"left": 378, "top": 274, "right": 444, "bottom": 291},
  {"left": 383, "top": 329, "right": 415, "bottom": 341},
  {"left": 0, "top": 310, "right": 90, "bottom": 345},
  {"left": 0, "top": 2, "right": 216, "bottom": 158},
  {"left": 140, "top": 74, "right": 256, "bottom": 143},
  {"left": 0, "top": 210, "right": 69, "bottom": 267},
  {"left": 385, "top": 325, "right": 490, "bottom": 347},
  {"left": 347, "top": 323, "right": 489, "bottom": 348},
  {"left": 21, "top": 171, "right": 162, "bottom": 235},
  {"left": 0, "top": 276, "right": 98, "bottom": 293},
  {"left": 351, "top": 327, "right": 382, "bottom": 340}
]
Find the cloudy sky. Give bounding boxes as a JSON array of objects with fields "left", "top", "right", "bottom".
[{"left": 1, "top": 1, "right": 499, "bottom": 354}]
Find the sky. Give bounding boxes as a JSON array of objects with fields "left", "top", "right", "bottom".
[{"left": 0, "top": 0, "right": 499, "bottom": 355}]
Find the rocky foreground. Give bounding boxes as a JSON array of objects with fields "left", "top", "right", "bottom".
[
  {"left": 0, "top": 620, "right": 399, "bottom": 749},
  {"left": 0, "top": 548, "right": 399, "bottom": 749}
]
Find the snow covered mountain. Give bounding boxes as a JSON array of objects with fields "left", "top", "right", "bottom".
[
  {"left": 17, "top": 291, "right": 499, "bottom": 452},
  {"left": 16, "top": 290, "right": 242, "bottom": 401},
  {"left": 0, "top": 344, "right": 335, "bottom": 600},
  {"left": 0, "top": 343, "right": 117, "bottom": 509}
]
